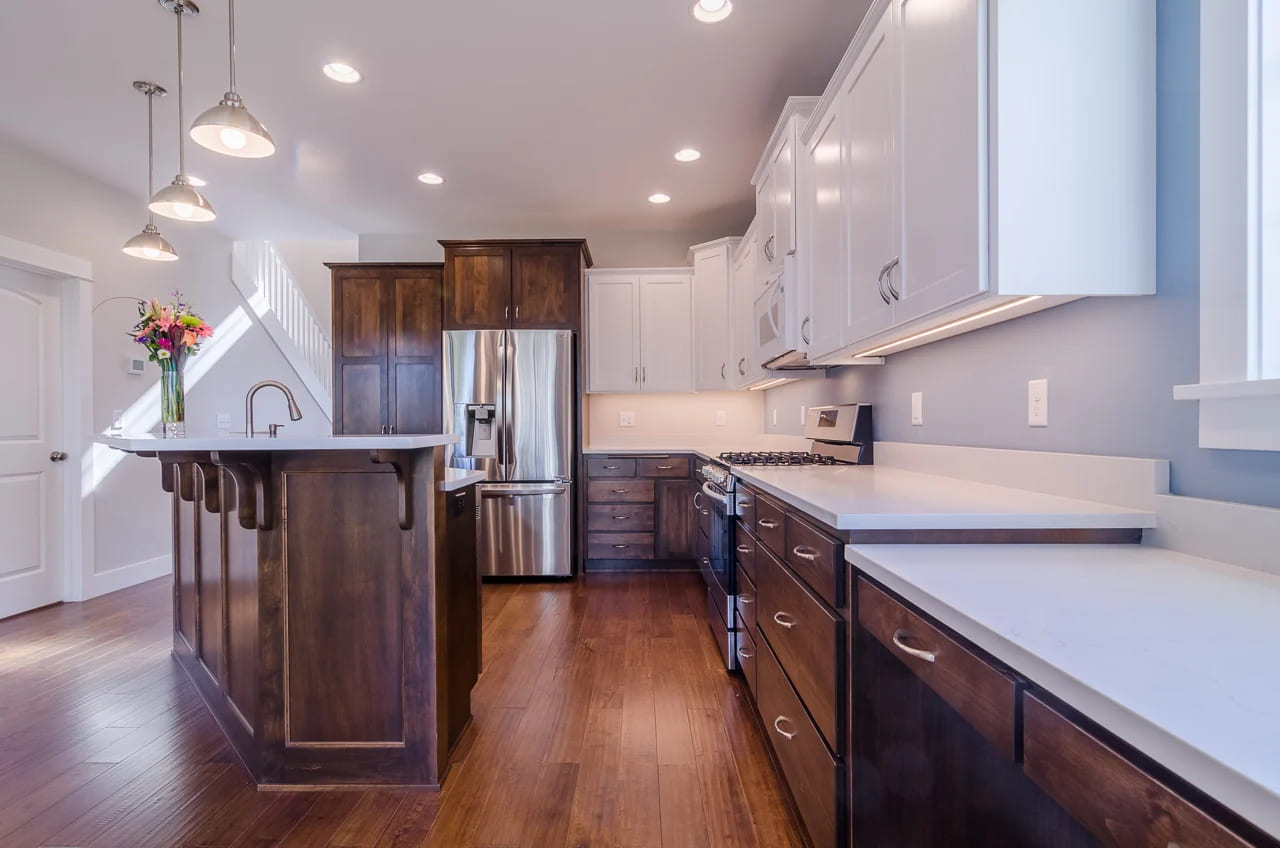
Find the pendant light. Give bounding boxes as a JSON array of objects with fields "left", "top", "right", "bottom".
[
  {"left": 189, "top": 0, "right": 275, "bottom": 158},
  {"left": 149, "top": 0, "right": 216, "bottom": 223},
  {"left": 123, "top": 82, "right": 179, "bottom": 262}
]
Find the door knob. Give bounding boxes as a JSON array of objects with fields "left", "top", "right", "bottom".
[{"left": 50, "top": 451, "right": 68, "bottom": 462}]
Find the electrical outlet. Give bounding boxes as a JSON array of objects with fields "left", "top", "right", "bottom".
[
  {"left": 216, "top": 413, "right": 232, "bottom": 431},
  {"left": 112, "top": 409, "right": 124, "bottom": 431},
  {"left": 716, "top": 410, "right": 727, "bottom": 426},
  {"left": 1028, "top": 379, "right": 1049, "bottom": 427},
  {"left": 911, "top": 392, "right": 924, "bottom": 426},
  {"left": 619, "top": 411, "right": 635, "bottom": 428}
]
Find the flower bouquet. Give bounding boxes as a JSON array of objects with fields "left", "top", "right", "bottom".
[{"left": 129, "top": 292, "right": 214, "bottom": 437}]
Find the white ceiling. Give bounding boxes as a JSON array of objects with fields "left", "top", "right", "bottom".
[{"left": 0, "top": 0, "right": 870, "bottom": 242}]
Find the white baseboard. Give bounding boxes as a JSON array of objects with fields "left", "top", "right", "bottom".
[{"left": 82, "top": 553, "right": 171, "bottom": 600}]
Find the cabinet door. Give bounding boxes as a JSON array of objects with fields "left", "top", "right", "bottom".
[
  {"left": 805, "top": 104, "right": 849, "bottom": 360},
  {"left": 443, "top": 246, "right": 511, "bottom": 330},
  {"left": 730, "top": 236, "right": 759, "bottom": 387},
  {"left": 756, "top": 170, "right": 777, "bottom": 275},
  {"left": 511, "top": 244, "right": 580, "bottom": 329},
  {"left": 841, "top": 5, "right": 900, "bottom": 347},
  {"left": 587, "top": 273, "right": 641, "bottom": 392},
  {"left": 895, "top": 0, "right": 985, "bottom": 324},
  {"left": 638, "top": 274, "right": 694, "bottom": 392},
  {"left": 693, "top": 247, "right": 732, "bottom": 390},
  {"left": 333, "top": 270, "right": 389, "bottom": 434},
  {"left": 773, "top": 132, "right": 797, "bottom": 260},
  {"left": 655, "top": 478, "right": 697, "bottom": 560},
  {"left": 388, "top": 269, "right": 442, "bottom": 434}
]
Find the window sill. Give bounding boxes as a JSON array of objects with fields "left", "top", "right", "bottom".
[{"left": 1174, "top": 380, "right": 1280, "bottom": 451}]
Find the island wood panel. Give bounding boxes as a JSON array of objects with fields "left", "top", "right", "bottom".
[
  {"left": 282, "top": 469, "right": 405, "bottom": 745},
  {"left": 441, "top": 483, "right": 479, "bottom": 758},
  {"left": 173, "top": 466, "right": 198, "bottom": 657},
  {"left": 511, "top": 243, "right": 580, "bottom": 329},
  {"left": 222, "top": 469, "right": 259, "bottom": 734},
  {"left": 195, "top": 463, "right": 223, "bottom": 686},
  {"left": 443, "top": 246, "right": 511, "bottom": 329}
]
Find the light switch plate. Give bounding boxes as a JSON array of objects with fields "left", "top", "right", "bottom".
[
  {"left": 716, "top": 410, "right": 727, "bottom": 426},
  {"left": 800, "top": 405, "right": 807, "bottom": 426},
  {"left": 911, "top": 392, "right": 924, "bottom": 426},
  {"left": 771, "top": 408, "right": 778, "bottom": 426},
  {"left": 619, "top": 411, "right": 635, "bottom": 427},
  {"left": 1028, "top": 379, "right": 1049, "bottom": 427}
]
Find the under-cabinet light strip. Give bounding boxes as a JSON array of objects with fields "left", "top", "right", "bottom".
[{"left": 853, "top": 296, "right": 1043, "bottom": 358}]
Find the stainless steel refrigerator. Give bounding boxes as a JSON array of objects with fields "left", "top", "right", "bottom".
[{"left": 443, "top": 330, "right": 575, "bottom": 577}]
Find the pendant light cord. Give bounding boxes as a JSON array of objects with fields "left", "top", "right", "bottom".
[
  {"left": 227, "top": 0, "right": 237, "bottom": 93},
  {"left": 175, "top": 6, "right": 186, "bottom": 177},
  {"left": 146, "top": 90, "right": 156, "bottom": 226}
]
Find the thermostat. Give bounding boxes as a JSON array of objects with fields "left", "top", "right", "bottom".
[{"left": 126, "top": 357, "right": 146, "bottom": 376}]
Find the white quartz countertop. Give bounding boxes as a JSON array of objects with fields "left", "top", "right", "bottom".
[
  {"left": 98, "top": 433, "right": 460, "bottom": 452},
  {"left": 441, "top": 468, "right": 486, "bottom": 491},
  {"left": 734, "top": 465, "right": 1156, "bottom": 530},
  {"left": 845, "top": 543, "right": 1280, "bottom": 839}
]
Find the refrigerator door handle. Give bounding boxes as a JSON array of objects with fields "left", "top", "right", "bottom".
[{"left": 480, "top": 485, "right": 568, "bottom": 497}]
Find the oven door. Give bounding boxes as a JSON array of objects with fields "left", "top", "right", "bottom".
[{"left": 697, "top": 481, "right": 736, "bottom": 618}]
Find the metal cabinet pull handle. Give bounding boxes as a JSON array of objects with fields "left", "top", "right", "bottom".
[
  {"left": 773, "top": 611, "right": 796, "bottom": 629},
  {"left": 885, "top": 257, "right": 901, "bottom": 300},
  {"left": 613, "top": 544, "right": 631, "bottom": 549},
  {"left": 792, "top": 545, "right": 819, "bottom": 562},
  {"left": 737, "top": 499, "right": 753, "bottom": 509},
  {"left": 736, "top": 544, "right": 752, "bottom": 554},
  {"left": 505, "top": 305, "right": 510, "bottom": 320},
  {"left": 642, "top": 366, "right": 646, "bottom": 383},
  {"left": 738, "top": 595, "right": 753, "bottom": 605},
  {"left": 611, "top": 488, "right": 631, "bottom": 494},
  {"left": 800, "top": 317, "right": 811, "bottom": 345},
  {"left": 758, "top": 519, "right": 779, "bottom": 529},
  {"left": 721, "top": 363, "right": 726, "bottom": 380},
  {"left": 737, "top": 646, "right": 754, "bottom": 660},
  {"left": 656, "top": 464, "right": 674, "bottom": 470},
  {"left": 701, "top": 509, "right": 709, "bottom": 516},
  {"left": 515, "top": 304, "right": 520, "bottom": 319},
  {"left": 877, "top": 263, "right": 891, "bottom": 305},
  {"left": 693, "top": 492, "right": 703, "bottom": 509},
  {"left": 891, "top": 629, "right": 937, "bottom": 663},
  {"left": 773, "top": 716, "right": 796, "bottom": 740},
  {"left": 613, "top": 514, "right": 631, "bottom": 520},
  {"left": 603, "top": 464, "right": 622, "bottom": 470},
  {"left": 738, "top": 357, "right": 746, "bottom": 376}
]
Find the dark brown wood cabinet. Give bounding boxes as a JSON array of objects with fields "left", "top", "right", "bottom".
[
  {"left": 440, "top": 239, "right": 592, "bottom": 331},
  {"left": 329, "top": 263, "right": 443, "bottom": 435},
  {"left": 584, "top": 454, "right": 696, "bottom": 571}
]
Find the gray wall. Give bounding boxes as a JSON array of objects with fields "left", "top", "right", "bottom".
[{"left": 764, "top": 0, "right": 1280, "bottom": 510}]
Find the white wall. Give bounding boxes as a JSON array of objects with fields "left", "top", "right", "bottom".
[
  {"left": 272, "top": 239, "right": 357, "bottom": 341},
  {"left": 0, "top": 134, "right": 329, "bottom": 599},
  {"left": 585, "top": 391, "right": 764, "bottom": 447}
]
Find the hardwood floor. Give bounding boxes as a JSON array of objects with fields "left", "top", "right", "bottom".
[{"left": 0, "top": 573, "right": 804, "bottom": 847}]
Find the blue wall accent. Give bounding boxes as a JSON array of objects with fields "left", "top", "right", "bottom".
[{"left": 763, "top": 0, "right": 1280, "bottom": 509}]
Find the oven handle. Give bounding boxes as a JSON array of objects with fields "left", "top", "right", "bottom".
[{"left": 700, "top": 481, "right": 732, "bottom": 508}]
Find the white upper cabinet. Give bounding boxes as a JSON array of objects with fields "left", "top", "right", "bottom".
[
  {"left": 800, "top": 0, "right": 1155, "bottom": 364},
  {"left": 586, "top": 270, "right": 694, "bottom": 393},
  {"left": 691, "top": 239, "right": 740, "bottom": 391},
  {"left": 772, "top": 134, "right": 797, "bottom": 262},
  {"left": 755, "top": 171, "right": 776, "bottom": 273},
  {"left": 587, "top": 272, "right": 641, "bottom": 392},
  {"left": 638, "top": 273, "right": 695, "bottom": 392},
  {"left": 753, "top": 98, "right": 819, "bottom": 282},
  {"left": 730, "top": 228, "right": 763, "bottom": 387}
]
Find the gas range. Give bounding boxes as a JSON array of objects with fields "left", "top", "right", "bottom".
[{"left": 719, "top": 450, "right": 851, "bottom": 467}]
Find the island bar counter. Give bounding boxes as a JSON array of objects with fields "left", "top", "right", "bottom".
[{"left": 99, "top": 434, "right": 479, "bottom": 789}]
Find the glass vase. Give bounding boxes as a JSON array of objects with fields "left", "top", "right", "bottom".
[{"left": 159, "top": 357, "right": 186, "bottom": 438}]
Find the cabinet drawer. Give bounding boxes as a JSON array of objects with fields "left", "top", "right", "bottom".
[
  {"left": 737, "top": 623, "right": 758, "bottom": 700},
  {"left": 753, "top": 495, "right": 786, "bottom": 557},
  {"left": 587, "top": 532, "right": 655, "bottom": 560},
  {"left": 639, "top": 456, "right": 689, "bottom": 478},
  {"left": 758, "top": 633, "right": 840, "bottom": 848},
  {"left": 736, "top": 487, "right": 757, "bottom": 531},
  {"left": 734, "top": 532, "right": 756, "bottom": 585},
  {"left": 758, "top": 545, "right": 842, "bottom": 750},
  {"left": 1023, "top": 693, "right": 1252, "bottom": 848},
  {"left": 784, "top": 512, "right": 844, "bottom": 608},
  {"left": 586, "top": 504, "right": 655, "bottom": 532},
  {"left": 735, "top": 564, "right": 756, "bottom": 634},
  {"left": 587, "top": 479, "right": 655, "bottom": 504},
  {"left": 587, "top": 456, "right": 637, "bottom": 478},
  {"left": 858, "top": 578, "right": 1018, "bottom": 759}
]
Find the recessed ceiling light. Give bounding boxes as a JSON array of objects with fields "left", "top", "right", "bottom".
[
  {"left": 322, "top": 62, "right": 362, "bottom": 84},
  {"left": 417, "top": 172, "right": 445, "bottom": 185},
  {"left": 186, "top": 175, "right": 207, "bottom": 187},
  {"left": 692, "top": 0, "right": 733, "bottom": 23},
  {"left": 674, "top": 148, "right": 701, "bottom": 162},
  {"left": 649, "top": 193, "right": 671, "bottom": 204}
]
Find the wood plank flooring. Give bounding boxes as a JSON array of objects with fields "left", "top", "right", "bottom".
[{"left": 0, "top": 573, "right": 804, "bottom": 847}]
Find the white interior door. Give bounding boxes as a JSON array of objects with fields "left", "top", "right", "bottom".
[{"left": 0, "top": 266, "right": 64, "bottom": 619}]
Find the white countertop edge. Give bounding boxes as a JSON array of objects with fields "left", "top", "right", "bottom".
[
  {"left": 845, "top": 547, "right": 1280, "bottom": 839},
  {"left": 440, "top": 469, "right": 487, "bottom": 492},
  {"left": 98, "top": 434, "right": 460, "bottom": 452}
]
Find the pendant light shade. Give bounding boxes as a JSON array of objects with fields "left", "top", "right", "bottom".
[
  {"left": 151, "top": 0, "right": 216, "bottom": 223},
  {"left": 190, "top": 0, "right": 274, "bottom": 158},
  {"left": 124, "top": 81, "right": 179, "bottom": 262}
]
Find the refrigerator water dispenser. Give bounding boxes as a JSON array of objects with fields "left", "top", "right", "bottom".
[{"left": 465, "top": 403, "right": 498, "bottom": 458}]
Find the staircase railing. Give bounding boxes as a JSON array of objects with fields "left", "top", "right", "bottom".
[{"left": 230, "top": 241, "right": 333, "bottom": 421}]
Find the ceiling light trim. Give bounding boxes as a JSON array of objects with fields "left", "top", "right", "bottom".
[{"left": 692, "top": 0, "right": 733, "bottom": 24}]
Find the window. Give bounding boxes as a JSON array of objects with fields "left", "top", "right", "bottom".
[{"left": 1175, "top": 0, "right": 1280, "bottom": 450}]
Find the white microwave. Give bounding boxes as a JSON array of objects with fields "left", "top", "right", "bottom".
[{"left": 753, "top": 258, "right": 817, "bottom": 371}]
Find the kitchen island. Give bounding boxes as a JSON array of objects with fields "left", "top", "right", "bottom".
[{"left": 99, "top": 434, "right": 482, "bottom": 790}]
